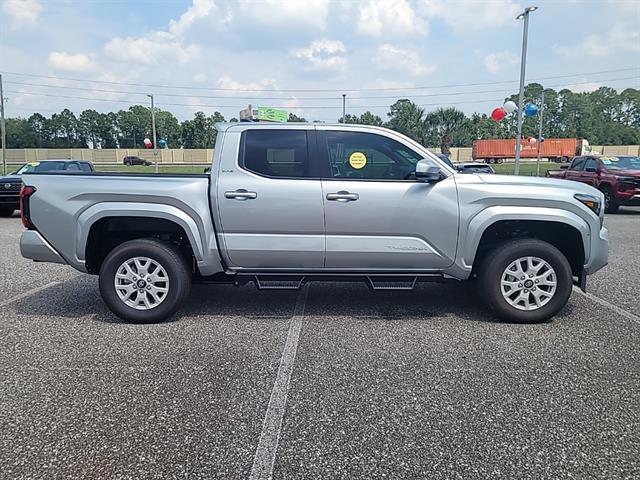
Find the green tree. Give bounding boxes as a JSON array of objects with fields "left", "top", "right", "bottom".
[
  {"left": 423, "top": 107, "right": 470, "bottom": 153},
  {"left": 385, "top": 99, "right": 425, "bottom": 143}
]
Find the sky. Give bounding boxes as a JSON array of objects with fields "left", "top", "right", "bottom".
[{"left": 1, "top": 0, "right": 639, "bottom": 122}]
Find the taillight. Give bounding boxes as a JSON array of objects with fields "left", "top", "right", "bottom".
[{"left": 20, "top": 185, "right": 36, "bottom": 229}]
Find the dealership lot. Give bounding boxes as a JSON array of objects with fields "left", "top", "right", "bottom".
[{"left": 1, "top": 211, "right": 639, "bottom": 479}]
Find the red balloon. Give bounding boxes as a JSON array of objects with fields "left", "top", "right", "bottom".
[{"left": 490, "top": 107, "right": 506, "bottom": 122}]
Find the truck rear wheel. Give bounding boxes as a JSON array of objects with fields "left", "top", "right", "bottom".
[
  {"left": 99, "top": 239, "right": 191, "bottom": 323},
  {"left": 478, "top": 239, "right": 573, "bottom": 323}
]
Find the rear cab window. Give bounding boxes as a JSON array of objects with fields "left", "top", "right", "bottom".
[{"left": 240, "top": 129, "right": 314, "bottom": 178}]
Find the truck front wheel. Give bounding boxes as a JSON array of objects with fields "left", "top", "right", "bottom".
[
  {"left": 601, "top": 187, "right": 619, "bottom": 214},
  {"left": 99, "top": 239, "right": 191, "bottom": 323},
  {"left": 478, "top": 239, "right": 573, "bottom": 323}
]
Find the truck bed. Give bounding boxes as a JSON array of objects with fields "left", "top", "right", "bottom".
[{"left": 21, "top": 172, "right": 220, "bottom": 275}]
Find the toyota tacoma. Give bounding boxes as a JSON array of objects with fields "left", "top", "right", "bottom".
[{"left": 19, "top": 124, "right": 609, "bottom": 323}]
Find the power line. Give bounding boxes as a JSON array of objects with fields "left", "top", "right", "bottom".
[
  {"left": 4, "top": 75, "right": 638, "bottom": 101},
  {"left": 1, "top": 67, "right": 637, "bottom": 93},
  {"left": 4, "top": 89, "right": 507, "bottom": 109}
]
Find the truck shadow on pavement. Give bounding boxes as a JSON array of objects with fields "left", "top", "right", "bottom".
[{"left": 11, "top": 276, "right": 575, "bottom": 325}]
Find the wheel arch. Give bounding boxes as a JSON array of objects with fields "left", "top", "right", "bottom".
[
  {"left": 78, "top": 203, "right": 223, "bottom": 276},
  {"left": 462, "top": 207, "right": 589, "bottom": 277}
]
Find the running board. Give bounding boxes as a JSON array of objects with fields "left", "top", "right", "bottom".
[
  {"left": 254, "top": 275, "right": 305, "bottom": 290},
  {"left": 366, "top": 276, "right": 417, "bottom": 291}
]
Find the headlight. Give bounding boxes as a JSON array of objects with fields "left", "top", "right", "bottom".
[
  {"left": 614, "top": 175, "right": 636, "bottom": 182},
  {"left": 574, "top": 193, "right": 601, "bottom": 215}
]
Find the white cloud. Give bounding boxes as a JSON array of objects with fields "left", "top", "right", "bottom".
[
  {"left": 357, "top": 0, "right": 427, "bottom": 36},
  {"left": 483, "top": 51, "right": 518, "bottom": 74},
  {"left": 193, "top": 73, "right": 209, "bottom": 83},
  {"left": 216, "top": 75, "right": 280, "bottom": 92},
  {"left": 564, "top": 81, "right": 602, "bottom": 93},
  {"left": 234, "top": 0, "right": 330, "bottom": 30},
  {"left": 48, "top": 52, "right": 97, "bottom": 71},
  {"left": 168, "top": 0, "right": 217, "bottom": 36},
  {"left": 375, "top": 44, "right": 436, "bottom": 77},
  {"left": 291, "top": 39, "right": 347, "bottom": 70},
  {"left": 418, "top": 0, "right": 521, "bottom": 30},
  {"left": 556, "top": 23, "right": 640, "bottom": 57},
  {"left": 104, "top": 32, "right": 201, "bottom": 65},
  {"left": 2, "top": 0, "right": 43, "bottom": 28}
]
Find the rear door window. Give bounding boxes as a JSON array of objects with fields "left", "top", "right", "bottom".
[{"left": 241, "top": 130, "right": 312, "bottom": 178}]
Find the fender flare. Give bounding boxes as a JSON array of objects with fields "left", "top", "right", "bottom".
[
  {"left": 76, "top": 202, "right": 223, "bottom": 276},
  {"left": 460, "top": 206, "right": 591, "bottom": 270}
]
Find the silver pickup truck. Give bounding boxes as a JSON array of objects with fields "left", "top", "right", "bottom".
[{"left": 19, "top": 123, "right": 609, "bottom": 324}]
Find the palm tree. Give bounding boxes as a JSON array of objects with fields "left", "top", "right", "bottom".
[{"left": 423, "top": 107, "right": 469, "bottom": 154}]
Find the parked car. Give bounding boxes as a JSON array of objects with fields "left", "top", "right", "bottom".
[
  {"left": 546, "top": 155, "right": 640, "bottom": 213},
  {"left": 0, "top": 160, "right": 95, "bottom": 216},
  {"left": 455, "top": 162, "right": 495, "bottom": 174},
  {"left": 20, "top": 123, "right": 608, "bottom": 324},
  {"left": 123, "top": 155, "right": 153, "bottom": 166}
]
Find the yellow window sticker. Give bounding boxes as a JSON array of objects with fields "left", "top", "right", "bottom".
[
  {"left": 349, "top": 152, "right": 367, "bottom": 169},
  {"left": 28, "top": 162, "right": 40, "bottom": 167}
]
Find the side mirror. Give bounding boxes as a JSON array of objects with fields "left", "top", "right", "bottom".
[
  {"left": 585, "top": 166, "right": 597, "bottom": 173},
  {"left": 415, "top": 160, "right": 442, "bottom": 183},
  {"left": 560, "top": 164, "right": 569, "bottom": 169}
]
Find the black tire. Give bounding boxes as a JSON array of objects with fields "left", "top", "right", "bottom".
[
  {"left": 478, "top": 238, "right": 573, "bottom": 323},
  {"left": 0, "top": 208, "right": 15, "bottom": 217},
  {"left": 99, "top": 239, "right": 191, "bottom": 323},
  {"left": 496, "top": 158, "right": 504, "bottom": 164},
  {"left": 601, "top": 186, "right": 619, "bottom": 214},
  {"left": 124, "top": 160, "right": 131, "bottom": 166}
]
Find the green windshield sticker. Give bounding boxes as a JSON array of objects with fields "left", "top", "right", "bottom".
[{"left": 257, "top": 106, "right": 289, "bottom": 122}]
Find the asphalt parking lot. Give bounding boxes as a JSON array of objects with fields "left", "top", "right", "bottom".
[{"left": 1, "top": 210, "right": 639, "bottom": 479}]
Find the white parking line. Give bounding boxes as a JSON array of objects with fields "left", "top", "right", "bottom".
[
  {"left": 0, "top": 281, "right": 60, "bottom": 308},
  {"left": 249, "top": 284, "right": 310, "bottom": 480},
  {"left": 573, "top": 287, "right": 640, "bottom": 324}
]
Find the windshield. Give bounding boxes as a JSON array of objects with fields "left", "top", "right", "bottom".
[
  {"left": 14, "top": 161, "right": 72, "bottom": 174},
  {"left": 601, "top": 156, "right": 640, "bottom": 171}
]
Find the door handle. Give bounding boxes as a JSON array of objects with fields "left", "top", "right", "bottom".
[
  {"left": 326, "top": 191, "right": 359, "bottom": 202},
  {"left": 225, "top": 189, "right": 257, "bottom": 200}
]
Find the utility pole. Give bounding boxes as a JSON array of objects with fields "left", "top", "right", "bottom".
[
  {"left": 147, "top": 94, "right": 158, "bottom": 174},
  {"left": 535, "top": 89, "right": 545, "bottom": 177},
  {"left": 514, "top": 6, "right": 538, "bottom": 176},
  {"left": 342, "top": 94, "right": 346, "bottom": 123},
  {"left": 1, "top": 74, "right": 6, "bottom": 176}
]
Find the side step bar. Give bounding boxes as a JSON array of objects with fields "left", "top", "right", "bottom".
[
  {"left": 366, "top": 276, "right": 417, "bottom": 291},
  {"left": 254, "top": 275, "right": 305, "bottom": 290},
  {"left": 252, "top": 275, "right": 422, "bottom": 291}
]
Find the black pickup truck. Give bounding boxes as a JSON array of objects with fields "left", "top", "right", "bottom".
[{"left": 0, "top": 160, "right": 95, "bottom": 216}]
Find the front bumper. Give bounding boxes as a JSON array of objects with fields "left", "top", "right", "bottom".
[
  {"left": 20, "top": 230, "right": 67, "bottom": 265},
  {"left": 585, "top": 226, "right": 609, "bottom": 275}
]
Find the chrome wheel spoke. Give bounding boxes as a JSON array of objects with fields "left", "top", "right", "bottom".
[
  {"left": 114, "top": 256, "right": 170, "bottom": 311},
  {"left": 501, "top": 256, "right": 557, "bottom": 311}
]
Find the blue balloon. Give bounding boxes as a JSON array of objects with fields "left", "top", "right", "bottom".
[
  {"left": 524, "top": 103, "right": 539, "bottom": 117},
  {"left": 158, "top": 138, "right": 167, "bottom": 148}
]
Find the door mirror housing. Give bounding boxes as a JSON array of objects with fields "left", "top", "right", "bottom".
[
  {"left": 415, "top": 160, "right": 442, "bottom": 183},
  {"left": 560, "top": 164, "right": 569, "bottom": 169},
  {"left": 585, "top": 166, "right": 597, "bottom": 173}
]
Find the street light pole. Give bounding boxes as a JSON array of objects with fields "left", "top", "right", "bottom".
[
  {"left": 0, "top": 74, "right": 6, "bottom": 176},
  {"left": 535, "top": 89, "right": 545, "bottom": 177},
  {"left": 342, "top": 94, "right": 346, "bottom": 123},
  {"left": 514, "top": 6, "right": 538, "bottom": 176},
  {"left": 147, "top": 94, "right": 158, "bottom": 174}
]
